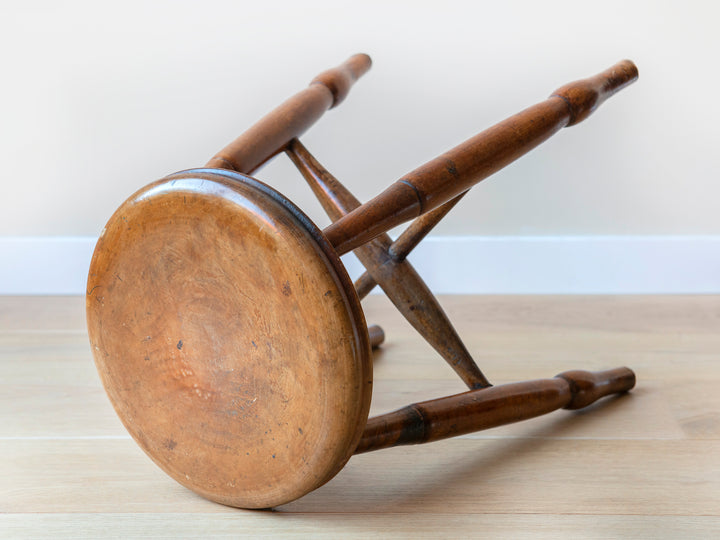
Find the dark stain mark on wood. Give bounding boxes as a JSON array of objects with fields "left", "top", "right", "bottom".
[
  {"left": 177, "top": 340, "right": 183, "bottom": 350},
  {"left": 445, "top": 159, "right": 460, "bottom": 180}
]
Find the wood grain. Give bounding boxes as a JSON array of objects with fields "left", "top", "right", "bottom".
[
  {"left": 79, "top": 58, "right": 641, "bottom": 511},
  {"left": 85, "top": 171, "right": 372, "bottom": 509},
  {"left": 285, "top": 138, "right": 489, "bottom": 388},
  {"left": 324, "top": 61, "right": 638, "bottom": 255},
  {"left": 356, "top": 368, "right": 634, "bottom": 453},
  {"left": 3, "top": 514, "right": 719, "bottom": 540},
  {"left": 205, "top": 54, "right": 370, "bottom": 174},
  {"left": 2, "top": 295, "right": 718, "bottom": 537}
]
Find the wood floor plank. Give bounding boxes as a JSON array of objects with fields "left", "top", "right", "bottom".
[
  {"left": 0, "top": 296, "right": 86, "bottom": 332},
  {"left": 2, "top": 294, "right": 719, "bottom": 334},
  {"left": 0, "top": 333, "right": 699, "bottom": 441},
  {"left": 1, "top": 295, "right": 718, "bottom": 537},
  {"left": 289, "top": 438, "right": 720, "bottom": 516},
  {"left": 2, "top": 513, "right": 719, "bottom": 539},
  {"left": 0, "top": 370, "right": 690, "bottom": 441},
  {"left": 1, "top": 438, "right": 718, "bottom": 516}
]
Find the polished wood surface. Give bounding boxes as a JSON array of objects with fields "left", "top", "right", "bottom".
[
  {"left": 286, "top": 138, "right": 490, "bottom": 389},
  {"left": 85, "top": 55, "right": 640, "bottom": 509},
  {"left": 324, "top": 60, "right": 638, "bottom": 255},
  {"left": 205, "top": 54, "right": 371, "bottom": 174},
  {"left": 354, "top": 192, "right": 467, "bottom": 299},
  {"left": 367, "top": 324, "right": 385, "bottom": 349},
  {"left": 86, "top": 170, "right": 372, "bottom": 509},
  {"left": 3, "top": 295, "right": 719, "bottom": 537},
  {"left": 356, "top": 368, "right": 635, "bottom": 453}
]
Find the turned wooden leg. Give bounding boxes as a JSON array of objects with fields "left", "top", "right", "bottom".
[
  {"left": 286, "top": 139, "right": 490, "bottom": 388},
  {"left": 355, "top": 367, "right": 636, "bottom": 454},
  {"left": 368, "top": 324, "right": 385, "bottom": 349},
  {"left": 205, "top": 54, "right": 371, "bottom": 174},
  {"left": 324, "top": 61, "right": 638, "bottom": 255}
]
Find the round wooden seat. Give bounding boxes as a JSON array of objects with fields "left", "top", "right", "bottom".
[{"left": 86, "top": 169, "right": 372, "bottom": 508}]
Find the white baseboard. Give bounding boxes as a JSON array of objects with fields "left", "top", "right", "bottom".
[
  {"left": 0, "top": 237, "right": 97, "bottom": 296},
  {"left": 1, "top": 236, "right": 719, "bottom": 295}
]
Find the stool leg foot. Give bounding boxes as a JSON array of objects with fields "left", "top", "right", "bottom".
[{"left": 368, "top": 324, "right": 385, "bottom": 349}]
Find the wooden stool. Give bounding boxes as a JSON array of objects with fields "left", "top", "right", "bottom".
[{"left": 87, "top": 54, "right": 639, "bottom": 509}]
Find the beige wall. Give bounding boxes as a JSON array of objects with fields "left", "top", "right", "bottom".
[{"left": 1, "top": 1, "right": 718, "bottom": 238}]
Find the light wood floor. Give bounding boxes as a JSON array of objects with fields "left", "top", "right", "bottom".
[{"left": 1, "top": 295, "right": 719, "bottom": 538}]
